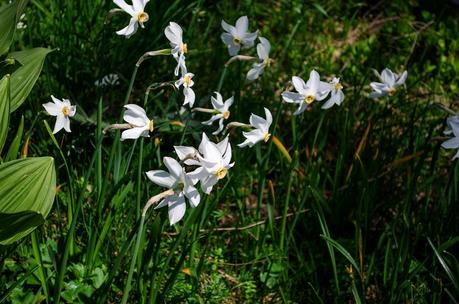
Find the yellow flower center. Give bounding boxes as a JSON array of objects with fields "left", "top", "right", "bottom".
[
  {"left": 137, "top": 12, "right": 149, "bottom": 23},
  {"left": 174, "top": 182, "right": 184, "bottom": 193},
  {"left": 223, "top": 111, "right": 230, "bottom": 120},
  {"left": 335, "top": 82, "right": 343, "bottom": 91},
  {"left": 305, "top": 95, "right": 315, "bottom": 104},
  {"left": 263, "top": 133, "right": 271, "bottom": 143},
  {"left": 62, "top": 106, "right": 70, "bottom": 117},
  {"left": 233, "top": 36, "right": 241, "bottom": 45},
  {"left": 181, "top": 43, "right": 188, "bottom": 54},
  {"left": 388, "top": 88, "right": 396, "bottom": 96},
  {"left": 216, "top": 167, "right": 228, "bottom": 179},
  {"left": 184, "top": 74, "right": 192, "bottom": 86},
  {"left": 148, "top": 119, "right": 154, "bottom": 132},
  {"left": 265, "top": 58, "right": 272, "bottom": 67}
]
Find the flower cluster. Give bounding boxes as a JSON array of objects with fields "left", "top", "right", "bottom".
[
  {"left": 42, "top": 10, "right": 459, "bottom": 226},
  {"left": 221, "top": 16, "right": 272, "bottom": 81},
  {"left": 282, "top": 70, "right": 345, "bottom": 114},
  {"left": 148, "top": 133, "right": 233, "bottom": 224}
]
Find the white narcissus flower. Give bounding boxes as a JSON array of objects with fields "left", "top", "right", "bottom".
[
  {"left": 146, "top": 157, "right": 200, "bottom": 225},
  {"left": 121, "top": 104, "right": 154, "bottom": 140},
  {"left": 113, "top": 0, "right": 150, "bottom": 38},
  {"left": 321, "top": 77, "right": 345, "bottom": 109},
  {"left": 221, "top": 16, "right": 258, "bottom": 56},
  {"left": 175, "top": 134, "right": 233, "bottom": 194},
  {"left": 281, "top": 70, "right": 331, "bottom": 115},
  {"left": 165, "top": 22, "right": 188, "bottom": 76},
  {"left": 442, "top": 115, "right": 459, "bottom": 160},
  {"left": 369, "top": 68, "right": 408, "bottom": 99},
  {"left": 238, "top": 107, "right": 272, "bottom": 148},
  {"left": 42, "top": 95, "right": 76, "bottom": 134},
  {"left": 175, "top": 70, "right": 196, "bottom": 108},
  {"left": 202, "top": 92, "right": 234, "bottom": 135},
  {"left": 247, "top": 37, "right": 272, "bottom": 81}
]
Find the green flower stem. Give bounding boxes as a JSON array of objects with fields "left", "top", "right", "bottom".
[
  {"left": 54, "top": 135, "right": 103, "bottom": 304},
  {"left": 31, "top": 231, "right": 49, "bottom": 302},
  {"left": 121, "top": 215, "right": 145, "bottom": 304}
]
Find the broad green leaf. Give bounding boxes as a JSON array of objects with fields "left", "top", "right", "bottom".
[
  {"left": 0, "top": 157, "right": 56, "bottom": 245},
  {"left": 0, "top": 211, "right": 44, "bottom": 241},
  {"left": 0, "top": 75, "right": 10, "bottom": 155},
  {"left": 5, "top": 115, "right": 24, "bottom": 161},
  {"left": 8, "top": 48, "right": 54, "bottom": 112},
  {"left": 0, "top": 0, "right": 27, "bottom": 56},
  {"left": 0, "top": 2, "right": 17, "bottom": 56}
]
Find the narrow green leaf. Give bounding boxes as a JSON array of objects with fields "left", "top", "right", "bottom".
[
  {"left": 428, "top": 238, "right": 459, "bottom": 293},
  {"left": 0, "top": 75, "right": 10, "bottom": 155},
  {"left": 8, "top": 48, "right": 54, "bottom": 112},
  {"left": 321, "top": 235, "right": 361, "bottom": 277},
  {"left": 0, "top": 157, "right": 56, "bottom": 245},
  {"left": 5, "top": 115, "right": 24, "bottom": 161}
]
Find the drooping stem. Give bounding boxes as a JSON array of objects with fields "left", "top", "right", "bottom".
[
  {"left": 102, "top": 123, "right": 132, "bottom": 134},
  {"left": 142, "top": 189, "right": 175, "bottom": 218}
]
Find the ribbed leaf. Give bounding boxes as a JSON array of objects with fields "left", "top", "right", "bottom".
[
  {"left": 0, "top": 211, "right": 44, "bottom": 241},
  {"left": 0, "top": 2, "right": 17, "bottom": 56},
  {"left": 0, "top": 75, "right": 10, "bottom": 156},
  {"left": 0, "top": 157, "right": 56, "bottom": 245},
  {"left": 8, "top": 48, "right": 53, "bottom": 112}
]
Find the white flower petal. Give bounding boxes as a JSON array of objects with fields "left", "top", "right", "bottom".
[
  {"left": 163, "top": 157, "right": 183, "bottom": 180},
  {"left": 184, "top": 185, "right": 200, "bottom": 208},
  {"left": 221, "top": 20, "right": 236, "bottom": 36},
  {"left": 307, "top": 70, "right": 320, "bottom": 94},
  {"left": 165, "top": 22, "right": 183, "bottom": 45},
  {"left": 246, "top": 63, "right": 264, "bottom": 80},
  {"left": 282, "top": 92, "right": 304, "bottom": 104},
  {"left": 155, "top": 195, "right": 177, "bottom": 209},
  {"left": 200, "top": 175, "right": 219, "bottom": 194},
  {"left": 202, "top": 114, "right": 222, "bottom": 126},
  {"left": 123, "top": 104, "right": 149, "bottom": 126},
  {"left": 235, "top": 16, "right": 248, "bottom": 37},
  {"left": 146, "top": 170, "right": 176, "bottom": 188},
  {"left": 113, "top": 0, "right": 135, "bottom": 16},
  {"left": 241, "top": 32, "right": 258, "bottom": 47},
  {"left": 442, "top": 137, "right": 459, "bottom": 149},
  {"left": 228, "top": 43, "right": 241, "bottom": 56},
  {"left": 395, "top": 70, "right": 408, "bottom": 87},
  {"left": 249, "top": 113, "right": 267, "bottom": 130},
  {"left": 120, "top": 126, "right": 149, "bottom": 140},
  {"left": 184, "top": 87, "right": 195, "bottom": 108},
  {"left": 132, "top": 0, "right": 146, "bottom": 12},
  {"left": 116, "top": 18, "right": 139, "bottom": 38},
  {"left": 53, "top": 114, "right": 66, "bottom": 134},
  {"left": 221, "top": 32, "right": 234, "bottom": 46},
  {"left": 292, "top": 76, "right": 307, "bottom": 94},
  {"left": 293, "top": 102, "right": 308, "bottom": 115},
  {"left": 42, "top": 102, "right": 60, "bottom": 116},
  {"left": 257, "top": 37, "right": 270, "bottom": 59},
  {"left": 264, "top": 107, "right": 272, "bottom": 127},
  {"left": 63, "top": 116, "right": 71, "bottom": 132},
  {"left": 381, "top": 68, "right": 395, "bottom": 87},
  {"left": 216, "top": 136, "right": 230, "bottom": 155},
  {"left": 168, "top": 195, "right": 186, "bottom": 225}
]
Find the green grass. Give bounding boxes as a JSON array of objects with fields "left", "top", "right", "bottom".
[{"left": 1, "top": 0, "right": 459, "bottom": 303}]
